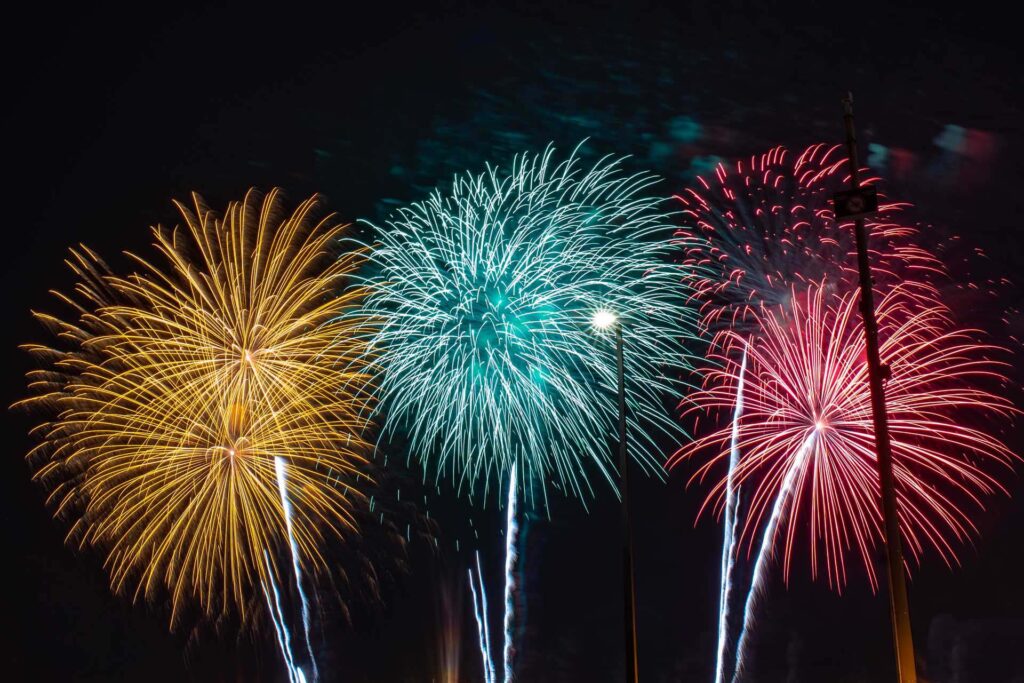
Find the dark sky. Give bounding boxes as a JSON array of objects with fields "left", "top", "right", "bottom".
[{"left": 4, "top": 2, "right": 1024, "bottom": 681}]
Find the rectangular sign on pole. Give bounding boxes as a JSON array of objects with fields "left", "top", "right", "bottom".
[{"left": 833, "top": 185, "right": 879, "bottom": 219}]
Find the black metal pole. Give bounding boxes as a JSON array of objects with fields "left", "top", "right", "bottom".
[
  {"left": 616, "top": 324, "right": 640, "bottom": 683},
  {"left": 841, "top": 93, "right": 917, "bottom": 683}
]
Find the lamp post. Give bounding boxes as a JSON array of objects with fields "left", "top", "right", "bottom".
[
  {"left": 834, "top": 93, "right": 918, "bottom": 683},
  {"left": 592, "top": 309, "right": 639, "bottom": 683}
]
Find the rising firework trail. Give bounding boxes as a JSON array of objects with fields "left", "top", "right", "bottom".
[
  {"left": 731, "top": 431, "right": 817, "bottom": 681},
  {"left": 467, "top": 563, "right": 490, "bottom": 683},
  {"left": 468, "top": 550, "right": 498, "bottom": 683},
  {"left": 714, "top": 345, "right": 747, "bottom": 683},
  {"left": 276, "top": 456, "right": 317, "bottom": 681},
  {"left": 464, "top": 467, "right": 521, "bottom": 683},
  {"left": 263, "top": 551, "right": 301, "bottom": 683},
  {"left": 503, "top": 463, "right": 519, "bottom": 683},
  {"left": 478, "top": 551, "right": 497, "bottom": 683}
]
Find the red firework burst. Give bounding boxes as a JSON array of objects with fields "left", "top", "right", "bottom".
[
  {"left": 671, "top": 281, "right": 1018, "bottom": 591},
  {"left": 675, "top": 143, "right": 943, "bottom": 337}
]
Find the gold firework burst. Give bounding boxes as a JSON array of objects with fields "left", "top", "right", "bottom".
[{"left": 17, "top": 188, "right": 375, "bottom": 625}]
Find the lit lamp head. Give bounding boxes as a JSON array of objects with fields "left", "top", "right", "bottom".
[{"left": 591, "top": 309, "right": 618, "bottom": 330}]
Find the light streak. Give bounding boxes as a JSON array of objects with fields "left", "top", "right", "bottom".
[
  {"left": 276, "top": 455, "right": 317, "bottom": 681},
  {"left": 503, "top": 463, "right": 519, "bottom": 683},
  {"left": 468, "top": 551, "right": 497, "bottom": 683},
  {"left": 714, "top": 344, "right": 747, "bottom": 683},
  {"left": 263, "top": 552, "right": 298, "bottom": 683},
  {"left": 731, "top": 431, "right": 817, "bottom": 681},
  {"left": 478, "top": 551, "right": 497, "bottom": 683}
]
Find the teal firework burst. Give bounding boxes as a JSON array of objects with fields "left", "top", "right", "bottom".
[{"left": 364, "top": 145, "right": 705, "bottom": 506}]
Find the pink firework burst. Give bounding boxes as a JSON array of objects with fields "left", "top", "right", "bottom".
[
  {"left": 676, "top": 143, "right": 943, "bottom": 337},
  {"left": 671, "top": 280, "right": 1018, "bottom": 591}
]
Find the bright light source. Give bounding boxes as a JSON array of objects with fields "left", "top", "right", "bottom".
[{"left": 592, "top": 309, "right": 618, "bottom": 330}]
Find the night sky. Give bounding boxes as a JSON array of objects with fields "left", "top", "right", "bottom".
[{"left": 4, "top": 2, "right": 1024, "bottom": 681}]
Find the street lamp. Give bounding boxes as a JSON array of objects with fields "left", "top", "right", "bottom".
[
  {"left": 591, "top": 309, "right": 640, "bottom": 683},
  {"left": 592, "top": 309, "right": 618, "bottom": 331}
]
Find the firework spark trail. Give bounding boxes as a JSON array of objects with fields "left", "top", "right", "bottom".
[
  {"left": 503, "top": 463, "right": 519, "bottom": 683},
  {"left": 468, "top": 548, "right": 495, "bottom": 683},
  {"left": 263, "top": 552, "right": 298, "bottom": 683},
  {"left": 732, "top": 431, "right": 817, "bottom": 682},
  {"left": 714, "top": 345, "right": 747, "bottom": 683},
  {"left": 478, "top": 551, "right": 498, "bottom": 683},
  {"left": 467, "top": 564, "right": 490, "bottom": 683},
  {"left": 275, "top": 456, "right": 318, "bottom": 681}
]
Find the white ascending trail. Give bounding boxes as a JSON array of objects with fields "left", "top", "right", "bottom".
[
  {"left": 275, "top": 456, "right": 318, "bottom": 681},
  {"left": 477, "top": 551, "right": 497, "bottom": 683},
  {"left": 714, "top": 345, "right": 747, "bottom": 683},
  {"left": 503, "top": 463, "right": 519, "bottom": 683},
  {"left": 469, "top": 551, "right": 497, "bottom": 683},
  {"left": 732, "top": 430, "right": 818, "bottom": 682},
  {"left": 468, "top": 563, "right": 492, "bottom": 683},
  {"left": 263, "top": 552, "right": 298, "bottom": 683},
  {"left": 467, "top": 466, "right": 520, "bottom": 683}
]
